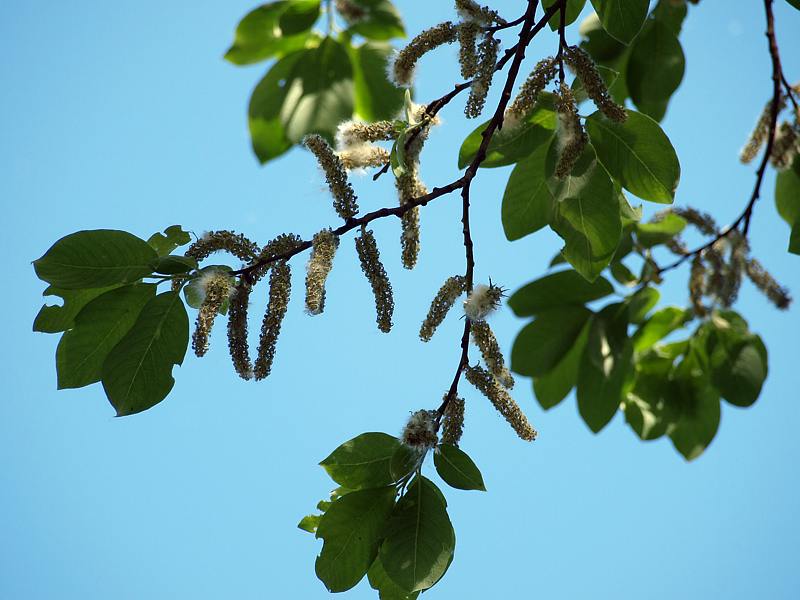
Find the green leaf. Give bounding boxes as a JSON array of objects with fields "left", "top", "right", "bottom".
[
  {"left": 706, "top": 319, "right": 768, "bottom": 408},
  {"left": 633, "top": 307, "right": 690, "bottom": 352},
  {"left": 183, "top": 266, "right": 233, "bottom": 316},
  {"left": 577, "top": 303, "right": 633, "bottom": 432},
  {"left": 248, "top": 50, "right": 305, "bottom": 164},
  {"left": 533, "top": 320, "right": 590, "bottom": 410},
  {"left": 624, "top": 352, "right": 678, "bottom": 441},
  {"left": 626, "top": 286, "right": 660, "bottom": 324},
  {"left": 345, "top": 1, "right": 405, "bottom": 41},
  {"left": 433, "top": 444, "right": 486, "bottom": 491},
  {"left": 785, "top": 0, "right": 800, "bottom": 10},
  {"left": 610, "top": 261, "right": 637, "bottom": 285},
  {"left": 579, "top": 13, "right": 627, "bottom": 60},
  {"left": 279, "top": 0, "right": 321, "bottom": 35},
  {"left": 298, "top": 514, "right": 321, "bottom": 534},
  {"left": 315, "top": 486, "right": 397, "bottom": 593},
  {"left": 635, "top": 213, "right": 687, "bottom": 247},
  {"left": 586, "top": 110, "right": 680, "bottom": 203},
  {"left": 627, "top": 19, "right": 685, "bottom": 115},
  {"left": 775, "top": 160, "right": 800, "bottom": 227},
  {"left": 34, "top": 230, "right": 158, "bottom": 290},
  {"left": 101, "top": 291, "right": 189, "bottom": 416},
  {"left": 589, "top": 0, "right": 649, "bottom": 43},
  {"left": 368, "top": 557, "right": 420, "bottom": 600},
  {"left": 281, "top": 38, "right": 355, "bottom": 144},
  {"left": 790, "top": 223, "right": 800, "bottom": 255},
  {"left": 154, "top": 255, "right": 197, "bottom": 275},
  {"left": 350, "top": 42, "right": 405, "bottom": 122},
  {"left": 458, "top": 98, "right": 557, "bottom": 169},
  {"left": 320, "top": 432, "right": 402, "bottom": 489},
  {"left": 652, "top": 0, "right": 688, "bottom": 35},
  {"left": 380, "top": 476, "right": 455, "bottom": 593},
  {"left": 509, "top": 270, "right": 613, "bottom": 317},
  {"left": 544, "top": 0, "right": 588, "bottom": 30},
  {"left": 56, "top": 284, "right": 156, "bottom": 389},
  {"left": 224, "top": 1, "right": 313, "bottom": 66},
  {"left": 147, "top": 225, "right": 191, "bottom": 257},
  {"left": 33, "top": 285, "right": 119, "bottom": 334},
  {"left": 511, "top": 306, "right": 593, "bottom": 377},
  {"left": 669, "top": 351, "right": 721, "bottom": 461},
  {"left": 547, "top": 145, "right": 622, "bottom": 281},
  {"left": 501, "top": 142, "right": 555, "bottom": 241},
  {"left": 389, "top": 444, "right": 420, "bottom": 482}
]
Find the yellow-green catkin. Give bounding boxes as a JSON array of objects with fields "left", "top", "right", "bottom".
[
  {"left": 191, "top": 271, "right": 233, "bottom": 358},
  {"left": 457, "top": 22, "right": 481, "bottom": 79},
  {"left": 419, "top": 275, "right": 467, "bottom": 341},
  {"left": 744, "top": 257, "right": 792, "bottom": 309},
  {"left": 304, "top": 134, "right": 359, "bottom": 220},
  {"left": 254, "top": 261, "right": 292, "bottom": 380},
  {"left": 555, "top": 82, "right": 587, "bottom": 179},
  {"left": 740, "top": 96, "right": 786, "bottom": 163},
  {"left": 465, "top": 34, "right": 499, "bottom": 119},
  {"left": 390, "top": 21, "right": 459, "bottom": 88},
  {"left": 769, "top": 122, "right": 799, "bottom": 169},
  {"left": 689, "top": 254, "right": 708, "bottom": 316},
  {"left": 672, "top": 206, "right": 718, "bottom": 236},
  {"left": 464, "top": 365, "right": 537, "bottom": 441},
  {"left": 441, "top": 396, "right": 465, "bottom": 446},
  {"left": 227, "top": 281, "right": 254, "bottom": 380},
  {"left": 337, "top": 144, "right": 391, "bottom": 170},
  {"left": 305, "top": 229, "right": 339, "bottom": 315},
  {"left": 563, "top": 45, "right": 627, "bottom": 123},
  {"left": 335, "top": 120, "right": 397, "bottom": 148},
  {"left": 186, "top": 230, "right": 260, "bottom": 263},
  {"left": 455, "top": 0, "right": 506, "bottom": 26},
  {"left": 716, "top": 237, "right": 747, "bottom": 308},
  {"left": 471, "top": 320, "right": 514, "bottom": 389},
  {"left": 355, "top": 228, "right": 394, "bottom": 333},
  {"left": 401, "top": 207, "right": 421, "bottom": 269},
  {"left": 505, "top": 57, "right": 557, "bottom": 130}
]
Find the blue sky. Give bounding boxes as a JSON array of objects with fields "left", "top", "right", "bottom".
[{"left": 2, "top": 1, "right": 799, "bottom": 598}]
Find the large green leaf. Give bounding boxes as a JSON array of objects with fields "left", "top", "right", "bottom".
[
  {"left": 458, "top": 97, "right": 556, "bottom": 169},
  {"left": 101, "top": 291, "right": 189, "bottom": 416},
  {"left": 669, "top": 351, "right": 721, "bottom": 461},
  {"left": 707, "top": 321, "right": 768, "bottom": 408},
  {"left": 368, "top": 557, "right": 420, "bottom": 600},
  {"left": 577, "top": 303, "right": 633, "bottom": 432},
  {"left": 279, "top": 0, "right": 321, "bottom": 35},
  {"left": 579, "top": 13, "right": 627, "bottom": 61},
  {"left": 281, "top": 38, "right": 355, "bottom": 144},
  {"left": 33, "top": 285, "right": 119, "bottom": 333},
  {"left": 533, "top": 320, "right": 590, "bottom": 409},
  {"left": 547, "top": 145, "right": 622, "bottom": 281},
  {"left": 501, "top": 142, "right": 555, "bottom": 241},
  {"left": 544, "top": 0, "right": 588, "bottom": 29},
  {"left": 315, "top": 486, "right": 397, "bottom": 593},
  {"left": 626, "top": 286, "right": 660, "bottom": 324},
  {"left": 790, "top": 223, "right": 800, "bottom": 255},
  {"left": 350, "top": 42, "right": 405, "bottom": 122},
  {"left": 225, "top": 1, "right": 313, "bottom": 65},
  {"left": 775, "top": 160, "right": 800, "bottom": 228},
  {"left": 346, "top": 0, "right": 406, "bottom": 41},
  {"left": 380, "top": 477, "right": 455, "bottom": 593},
  {"left": 785, "top": 0, "right": 800, "bottom": 10},
  {"left": 635, "top": 213, "right": 687, "bottom": 247},
  {"left": 633, "top": 307, "right": 690, "bottom": 352},
  {"left": 509, "top": 270, "right": 613, "bottom": 317},
  {"left": 627, "top": 19, "right": 685, "bottom": 116},
  {"left": 511, "top": 306, "right": 592, "bottom": 377},
  {"left": 34, "top": 230, "right": 158, "bottom": 290},
  {"left": 320, "top": 433, "right": 402, "bottom": 489},
  {"left": 589, "top": 0, "right": 649, "bottom": 43},
  {"left": 624, "top": 352, "right": 677, "bottom": 441},
  {"left": 651, "top": 0, "right": 688, "bottom": 35},
  {"left": 433, "top": 445, "right": 486, "bottom": 491},
  {"left": 586, "top": 110, "right": 680, "bottom": 203},
  {"left": 56, "top": 284, "right": 156, "bottom": 389}
]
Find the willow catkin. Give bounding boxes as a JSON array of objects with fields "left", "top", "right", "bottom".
[
  {"left": 419, "top": 275, "right": 467, "bottom": 341},
  {"left": 463, "top": 282, "right": 504, "bottom": 321},
  {"left": 464, "top": 365, "right": 537, "bottom": 441},
  {"left": 671, "top": 206, "right": 718, "bottom": 236},
  {"left": 689, "top": 254, "right": 708, "bottom": 316},
  {"left": 770, "top": 122, "right": 799, "bottom": 169},
  {"left": 401, "top": 410, "right": 439, "bottom": 450},
  {"left": 305, "top": 229, "right": 339, "bottom": 315},
  {"left": 457, "top": 22, "right": 481, "bottom": 79},
  {"left": 740, "top": 96, "right": 785, "bottom": 163},
  {"left": 465, "top": 34, "right": 499, "bottom": 119},
  {"left": 186, "top": 230, "right": 260, "bottom": 263},
  {"left": 455, "top": 0, "right": 506, "bottom": 25},
  {"left": 336, "top": 144, "right": 391, "bottom": 170},
  {"left": 471, "top": 320, "right": 514, "bottom": 389},
  {"left": 744, "top": 257, "right": 792, "bottom": 309},
  {"left": 389, "top": 22, "right": 459, "bottom": 87},
  {"left": 505, "top": 57, "right": 557, "bottom": 130},
  {"left": 228, "top": 281, "right": 254, "bottom": 380},
  {"left": 304, "top": 134, "right": 359, "bottom": 220},
  {"left": 563, "top": 45, "right": 626, "bottom": 123},
  {"left": 335, "top": 120, "right": 397, "bottom": 148},
  {"left": 191, "top": 271, "right": 232, "bottom": 357},
  {"left": 441, "top": 396, "right": 465, "bottom": 447},
  {"left": 254, "top": 261, "right": 292, "bottom": 380},
  {"left": 554, "top": 82, "right": 587, "bottom": 179},
  {"left": 355, "top": 228, "right": 394, "bottom": 333}
]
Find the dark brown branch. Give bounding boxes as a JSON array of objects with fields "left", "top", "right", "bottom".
[{"left": 658, "top": 0, "right": 785, "bottom": 275}]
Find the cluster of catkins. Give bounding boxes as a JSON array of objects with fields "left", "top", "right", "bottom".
[
  {"left": 740, "top": 83, "right": 800, "bottom": 168},
  {"left": 418, "top": 278, "right": 537, "bottom": 442},
  {"left": 388, "top": 1, "right": 506, "bottom": 118},
  {"left": 657, "top": 209, "right": 792, "bottom": 314}
]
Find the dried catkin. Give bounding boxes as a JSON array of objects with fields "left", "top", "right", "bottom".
[
  {"left": 689, "top": 254, "right": 708, "bottom": 316},
  {"left": 227, "top": 282, "right": 254, "bottom": 380},
  {"left": 186, "top": 230, "right": 260, "bottom": 263},
  {"left": 770, "top": 122, "right": 799, "bottom": 169},
  {"left": 191, "top": 271, "right": 232, "bottom": 357},
  {"left": 305, "top": 230, "right": 339, "bottom": 315},
  {"left": 463, "top": 282, "right": 504, "bottom": 321},
  {"left": 464, "top": 365, "right": 537, "bottom": 441},
  {"left": 457, "top": 22, "right": 481, "bottom": 79},
  {"left": 671, "top": 206, "right": 718, "bottom": 236},
  {"left": 744, "top": 257, "right": 791, "bottom": 309},
  {"left": 740, "top": 96, "right": 785, "bottom": 163},
  {"left": 455, "top": 0, "right": 506, "bottom": 25},
  {"left": 335, "top": 120, "right": 397, "bottom": 148},
  {"left": 400, "top": 207, "right": 421, "bottom": 270},
  {"left": 554, "top": 82, "right": 587, "bottom": 179},
  {"left": 471, "top": 320, "right": 514, "bottom": 389},
  {"left": 304, "top": 134, "right": 359, "bottom": 220},
  {"left": 401, "top": 410, "right": 439, "bottom": 450},
  {"left": 505, "top": 57, "right": 557, "bottom": 130},
  {"left": 334, "top": 0, "right": 365, "bottom": 22},
  {"left": 389, "top": 22, "right": 459, "bottom": 87},
  {"left": 465, "top": 34, "right": 500, "bottom": 119},
  {"left": 254, "top": 261, "right": 292, "bottom": 380},
  {"left": 441, "top": 396, "right": 465, "bottom": 446},
  {"left": 563, "top": 45, "right": 627, "bottom": 123},
  {"left": 419, "top": 275, "right": 467, "bottom": 341},
  {"left": 336, "top": 144, "right": 391, "bottom": 170},
  {"left": 355, "top": 228, "right": 394, "bottom": 333}
]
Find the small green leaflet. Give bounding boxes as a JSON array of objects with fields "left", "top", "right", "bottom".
[
  {"left": 433, "top": 444, "right": 486, "bottom": 491},
  {"left": 319, "top": 432, "right": 402, "bottom": 489},
  {"left": 147, "top": 225, "right": 191, "bottom": 257}
]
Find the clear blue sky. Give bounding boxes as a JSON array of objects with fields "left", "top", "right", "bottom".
[{"left": 2, "top": 1, "right": 799, "bottom": 598}]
